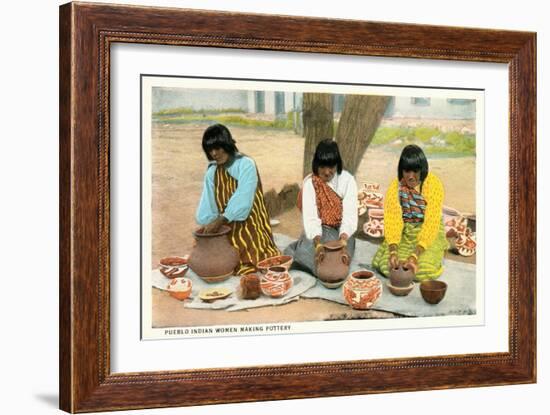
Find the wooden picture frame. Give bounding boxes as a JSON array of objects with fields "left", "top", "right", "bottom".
[{"left": 59, "top": 2, "right": 536, "bottom": 412}]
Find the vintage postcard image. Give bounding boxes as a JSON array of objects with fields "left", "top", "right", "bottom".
[{"left": 141, "top": 76, "right": 484, "bottom": 340}]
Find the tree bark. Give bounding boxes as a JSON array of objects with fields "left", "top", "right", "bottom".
[
  {"left": 335, "top": 95, "right": 390, "bottom": 175},
  {"left": 302, "top": 93, "right": 334, "bottom": 177}
]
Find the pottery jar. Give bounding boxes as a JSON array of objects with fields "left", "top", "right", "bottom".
[
  {"left": 389, "top": 262, "right": 415, "bottom": 287},
  {"left": 315, "top": 240, "right": 350, "bottom": 289},
  {"left": 343, "top": 270, "right": 382, "bottom": 310},
  {"left": 260, "top": 266, "right": 293, "bottom": 298},
  {"left": 364, "top": 208, "right": 385, "bottom": 238},
  {"left": 188, "top": 225, "right": 239, "bottom": 283}
]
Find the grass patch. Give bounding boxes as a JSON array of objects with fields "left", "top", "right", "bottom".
[
  {"left": 372, "top": 126, "right": 476, "bottom": 156},
  {"left": 153, "top": 107, "right": 246, "bottom": 117},
  {"left": 153, "top": 112, "right": 296, "bottom": 130}
]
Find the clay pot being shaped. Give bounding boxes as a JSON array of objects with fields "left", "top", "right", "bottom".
[
  {"left": 188, "top": 225, "right": 239, "bottom": 283},
  {"left": 315, "top": 240, "right": 351, "bottom": 289},
  {"left": 260, "top": 266, "right": 293, "bottom": 298},
  {"left": 343, "top": 270, "right": 383, "bottom": 310},
  {"left": 389, "top": 262, "right": 415, "bottom": 287}
]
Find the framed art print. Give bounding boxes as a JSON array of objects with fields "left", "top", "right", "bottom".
[{"left": 59, "top": 2, "right": 536, "bottom": 412}]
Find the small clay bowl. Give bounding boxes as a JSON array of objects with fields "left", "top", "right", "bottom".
[
  {"left": 256, "top": 255, "right": 293, "bottom": 274},
  {"left": 387, "top": 281, "right": 414, "bottom": 296},
  {"left": 420, "top": 280, "right": 448, "bottom": 304},
  {"left": 159, "top": 255, "right": 189, "bottom": 279},
  {"left": 199, "top": 287, "right": 232, "bottom": 303},
  {"left": 165, "top": 277, "right": 192, "bottom": 301}
]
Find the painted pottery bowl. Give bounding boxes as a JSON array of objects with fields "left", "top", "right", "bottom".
[
  {"left": 364, "top": 192, "right": 384, "bottom": 209},
  {"left": 159, "top": 255, "right": 189, "bottom": 279},
  {"left": 387, "top": 281, "right": 414, "bottom": 296},
  {"left": 420, "top": 280, "right": 448, "bottom": 304},
  {"left": 165, "top": 277, "right": 192, "bottom": 301},
  {"left": 343, "top": 269, "right": 382, "bottom": 310},
  {"left": 364, "top": 208, "right": 385, "bottom": 238},
  {"left": 256, "top": 255, "right": 293, "bottom": 274},
  {"left": 456, "top": 231, "right": 476, "bottom": 257},
  {"left": 442, "top": 205, "right": 462, "bottom": 224},
  {"left": 260, "top": 266, "right": 293, "bottom": 298}
]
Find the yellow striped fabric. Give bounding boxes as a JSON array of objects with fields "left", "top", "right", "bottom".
[
  {"left": 215, "top": 167, "right": 280, "bottom": 275},
  {"left": 372, "top": 221, "right": 449, "bottom": 281}
]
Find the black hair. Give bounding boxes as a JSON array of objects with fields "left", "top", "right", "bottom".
[
  {"left": 397, "top": 144, "right": 429, "bottom": 183},
  {"left": 202, "top": 123, "right": 239, "bottom": 161},
  {"left": 312, "top": 139, "right": 343, "bottom": 175}
]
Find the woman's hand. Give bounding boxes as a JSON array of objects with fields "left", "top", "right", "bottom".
[
  {"left": 313, "top": 235, "right": 324, "bottom": 264},
  {"left": 203, "top": 216, "right": 227, "bottom": 234},
  {"left": 405, "top": 245, "right": 424, "bottom": 274},
  {"left": 389, "top": 252, "right": 400, "bottom": 269},
  {"left": 405, "top": 255, "right": 419, "bottom": 274},
  {"left": 388, "top": 244, "right": 399, "bottom": 269}
]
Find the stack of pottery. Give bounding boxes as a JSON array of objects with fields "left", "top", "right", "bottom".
[
  {"left": 443, "top": 205, "right": 462, "bottom": 234},
  {"left": 357, "top": 182, "right": 384, "bottom": 216},
  {"left": 188, "top": 225, "right": 239, "bottom": 283},
  {"left": 387, "top": 263, "right": 415, "bottom": 296},
  {"left": 444, "top": 207, "right": 477, "bottom": 257},
  {"left": 343, "top": 270, "right": 382, "bottom": 310},
  {"left": 363, "top": 208, "right": 384, "bottom": 238},
  {"left": 260, "top": 266, "right": 293, "bottom": 298},
  {"left": 315, "top": 240, "right": 350, "bottom": 288}
]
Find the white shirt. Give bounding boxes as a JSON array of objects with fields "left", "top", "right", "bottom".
[{"left": 301, "top": 170, "right": 358, "bottom": 240}]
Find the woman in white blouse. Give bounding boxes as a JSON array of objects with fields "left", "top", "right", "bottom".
[{"left": 284, "top": 139, "right": 358, "bottom": 276}]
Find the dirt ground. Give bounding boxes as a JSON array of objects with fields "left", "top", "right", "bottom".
[{"left": 149, "top": 122, "right": 476, "bottom": 329}]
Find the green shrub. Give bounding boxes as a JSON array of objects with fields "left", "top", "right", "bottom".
[{"left": 371, "top": 126, "right": 476, "bottom": 156}]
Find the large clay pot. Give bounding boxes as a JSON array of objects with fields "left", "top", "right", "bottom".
[
  {"left": 343, "top": 270, "right": 382, "bottom": 310},
  {"left": 188, "top": 225, "right": 239, "bottom": 283},
  {"left": 260, "top": 266, "right": 293, "bottom": 298},
  {"left": 315, "top": 240, "right": 350, "bottom": 289},
  {"left": 389, "top": 262, "right": 415, "bottom": 287}
]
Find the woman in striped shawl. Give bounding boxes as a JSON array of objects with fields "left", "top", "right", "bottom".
[
  {"left": 372, "top": 145, "right": 448, "bottom": 281},
  {"left": 195, "top": 124, "right": 280, "bottom": 275},
  {"left": 284, "top": 139, "right": 358, "bottom": 276}
]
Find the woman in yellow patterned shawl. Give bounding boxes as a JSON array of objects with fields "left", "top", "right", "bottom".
[{"left": 372, "top": 145, "right": 448, "bottom": 281}]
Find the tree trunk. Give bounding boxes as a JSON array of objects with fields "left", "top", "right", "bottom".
[
  {"left": 302, "top": 93, "right": 334, "bottom": 177},
  {"left": 335, "top": 95, "right": 390, "bottom": 175}
]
